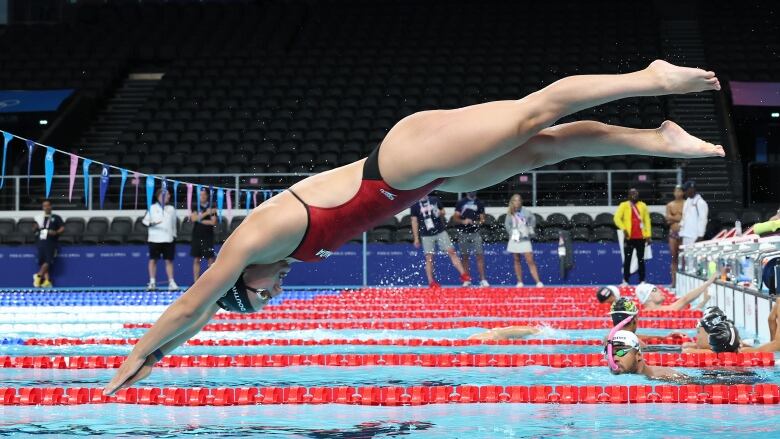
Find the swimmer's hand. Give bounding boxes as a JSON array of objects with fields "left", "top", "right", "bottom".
[{"left": 104, "top": 354, "right": 156, "bottom": 396}]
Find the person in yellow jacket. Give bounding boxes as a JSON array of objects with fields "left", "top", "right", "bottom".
[{"left": 614, "top": 188, "right": 652, "bottom": 285}]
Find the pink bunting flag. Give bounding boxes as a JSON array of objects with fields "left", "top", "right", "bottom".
[
  {"left": 68, "top": 154, "right": 79, "bottom": 202},
  {"left": 225, "top": 189, "right": 233, "bottom": 225},
  {"left": 186, "top": 183, "right": 193, "bottom": 215}
]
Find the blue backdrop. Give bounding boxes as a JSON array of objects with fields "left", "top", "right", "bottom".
[
  {"left": 0, "top": 90, "right": 74, "bottom": 113},
  {"left": 0, "top": 243, "right": 671, "bottom": 288}
]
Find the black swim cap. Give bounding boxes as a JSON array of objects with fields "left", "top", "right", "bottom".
[
  {"left": 216, "top": 274, "right": 267, "bottom": 313},
  {"left": 699, "top": 306, "right": 729, "bottom": 332},
  {"left": 596, "top": 286, "right": 619, "bottom": 303},
  {"left": 608, "top": 297, "right": 639, "bottom": 326},
  {"left": 708, "top": 322, "right": 740, "bottom": 353}
]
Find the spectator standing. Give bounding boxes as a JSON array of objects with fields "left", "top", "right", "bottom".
[
  {"left": 410, "top": 194, "right": 470, "bottom": 288},
  {"left": 504, "top": 194, "right": 543, "bottom": 287},
  {"left": 32, "top": 199, "right": 64, "bottom": 288},
  {"left": 614, "top": 188, "right": 652, "bottom": 285},
  {"left": 452, "top": 191, "right": 489, "bottom": 286},
  {"left": 679, "top": 180, "right": 709, "bottom": 246},
  {"left": 142, "top": 188, "right": 179, "bottom": 290},
  {"left": 665, "top": 185, "right": 684, "bottom": 286},
  {"left": 190, "top": 188, "right": 217, "bottom": 282}
]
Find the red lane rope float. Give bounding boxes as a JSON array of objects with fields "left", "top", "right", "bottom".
[
  {"left": 2, "top": 384, "right": 778, "bottom": 405},
  {"left": 124, "top": 319, "right": 699, "bottom": 331},
  {"left": 1, "top": 352, "right": 773, "bottom": 369},
  {"left": 212, "top": 309, "right": 703, "bottom": 320},
  {"left": 23, "top": 336, "right": 693, "bottom": 346}
]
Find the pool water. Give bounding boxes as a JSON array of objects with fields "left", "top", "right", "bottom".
[
  {"left": 2, "top": 404, "right": 779, "bottom": 437},
  {"left": 1, "top": 288, "right": 778, "bottom": 438}
]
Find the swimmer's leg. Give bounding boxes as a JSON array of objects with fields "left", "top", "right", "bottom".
[
  {"left": 438, "top": 120, "right": 723, "bottom": 192},
  {"left": 380, "top": 61, "right": 721, "bottom": 189}
]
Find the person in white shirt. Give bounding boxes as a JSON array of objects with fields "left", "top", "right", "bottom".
[
  {"left": 142, "top": 188, "right": 179, "bottom": 290},
  {"left": 679, "top": 180, "right": 708, "bottom": 247}
]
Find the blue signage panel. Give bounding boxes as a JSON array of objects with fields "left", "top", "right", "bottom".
[
  {"left": 0, "top": 89, "right": 74, "bottom": 113},
  {"left": 0, "top": 243, "right": 670, "bottom": 288}
]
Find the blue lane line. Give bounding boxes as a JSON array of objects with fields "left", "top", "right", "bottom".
[{"left": 0, "top": 338, "right": 25, "bottom": 345}]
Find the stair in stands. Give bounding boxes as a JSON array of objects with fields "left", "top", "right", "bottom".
[
  {"left": 660, "top": 20, "right": 739, "bottom": 211},
  {"left": 42, "top": 73, "right": 163, "bottom": 209},
  {"left": 78, "top": 73, "right": 162, "bottom": 159}
]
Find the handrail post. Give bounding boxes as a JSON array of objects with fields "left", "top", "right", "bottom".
[
  {"left": 14, "top": 176, "right": 20, "bottom": 211},
  {"left": 362, "top": 231, "right": 368, "bottom": 287},
  {"left": 531, "top": 172, "right": 537, "bottom": 207},
  {"left": 88, "top": 176, "right": 93, "bottom": 210},
  {"left": 607, "top": 171, "right": 612, "bottom": 206}
]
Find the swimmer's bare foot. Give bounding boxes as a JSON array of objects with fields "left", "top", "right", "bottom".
[
  {"left": 657, "top": 120, "right": 725, "bottom": 158},
  {"left": 647, "top": 60, "right": 721, "bottom": 95}
]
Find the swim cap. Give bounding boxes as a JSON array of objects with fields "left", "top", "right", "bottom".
[
  {"left": 610, "top": 330, "right": 641, "bottom": 350},
  {"left": 698, "top": 306, "right": 728, "bottom": 332},
  {"left": 634, "top": 283, "right": 657, "bottom": 304},
  {"left": 708, "top": 322, "right": 740, "bottom": 353},
  {"left": 609, "top": 297, "right": 639, "bottom": 326},
  {"left": 216, "top": 274, "right": 266, "bottom": 313},
  {"left": 596, "top": 285, "right": 620, "bottom": 303}
]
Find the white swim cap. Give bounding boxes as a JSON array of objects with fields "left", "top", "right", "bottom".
[
  {"left": 634, "top": 283, "right": 657, "bottom": 304},
  {"left": 610, "top": 330, "right": 641, "bottom": 349}
]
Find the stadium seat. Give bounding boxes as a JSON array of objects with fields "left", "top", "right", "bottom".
[
  {"left": 592, "top": 227, "right": 617, "bottom": 242},
  {"left": 545, "top": 213, "right": 571, "bottom": 230},
  {"left": 103, "top": 217, "right": 133, "bottom": 244},
  {"left": 81, "top": 217, "right": 109, "bottom": 244},
  {"left": 570, "top": 213, "right": 593, "bottom": 229},
  {"left": 58, "top": 218, "right": 86, "bottom": 244},
  {"left": 593, "top": 213, "right": 616, "bottom": 229}
]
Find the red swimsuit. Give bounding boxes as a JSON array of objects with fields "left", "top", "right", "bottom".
[{"left": 288, "top": 147, "right": 443, "bottom": 262}]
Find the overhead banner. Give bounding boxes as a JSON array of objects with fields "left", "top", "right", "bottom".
[{"left": 730, "top": 81, "right": 780, "bottom": 107}]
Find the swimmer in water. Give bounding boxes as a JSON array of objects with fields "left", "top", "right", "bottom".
[
  {"left": 606, "top": 330, "right": 688, "bottom": 381},
  {"left": 684, "top": 297, "right": 780, "bottom": 354},
  {"left": 607, "top": 297, "right": 687, "bottom": 349},
  {"left": 105, "top": 60, "right": 723, "bottom": 395},
  {"left": 634, "top": 272, "right": 716, "bottom": 311},
  {"left": 681, "top": 305, "right": 737, "bottom": 351},
  {"left": 595, "top": 285, "right": 621, "bottom": 304},
  {"left": 467, "top": 326, "right": 541, "bottom": 340}
]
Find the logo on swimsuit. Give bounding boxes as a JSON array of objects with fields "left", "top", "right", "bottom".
[
  {"left": 379, "top": 189, "right": 396, "bottom": 201},
  {"left": 315, "top": 249, "right": 333, "bottom": 259}
]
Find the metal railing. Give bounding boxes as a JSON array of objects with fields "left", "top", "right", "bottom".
[{"left": 0, "top": 168, "right": 682, "bottom": 211}]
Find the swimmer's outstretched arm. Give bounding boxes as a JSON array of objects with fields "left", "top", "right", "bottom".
[
  {"left": 105, "top": 304, "right": 219, "bottom": 392},
  {"left": 645, "top": 365, "right": 689, "bottom": 381},
  {"left": 105, "top": 235, "right": 272, "bottom": 395},
  {"left": 744, "top": 300, "right": 780, "bottom": 353},
  {"left": 468, "top": 326, "right": 540, "bottom": 341},
  {"left": 668, "top": 273, "right": 717, "bottom": 311},
  {"left": 695, "top": 288, "right": 712, "bottom": 311},
  {"left": 105, "top": 203, "right": 304, "bottom": 395}
]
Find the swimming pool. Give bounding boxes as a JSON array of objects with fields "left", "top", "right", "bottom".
[{"left": 1, "top": 287, "right": 779, "bottom": 438}]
